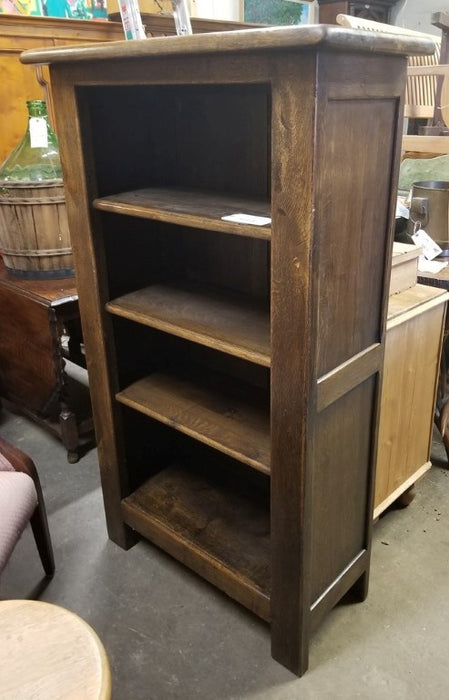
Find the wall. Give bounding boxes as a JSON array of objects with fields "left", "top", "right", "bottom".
[
  {"left": 392, "top": 0, "right": 444, "bottom": 36},
  {"left": 190, "top": 0, "right": 241, "bottom": 20}
]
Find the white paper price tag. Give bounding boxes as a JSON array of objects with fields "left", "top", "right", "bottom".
[
  {"left": 418, "top": 257, "right": 448, "bottom": 273},
  {"left": 221, "top": 213, "right": 271, "bottom": 226},
  {"left": 29, "top": 117, "right": 48, "bottom": 148},
  {"left": 395, "top": 200, "right": 409, "bottom": 219},
  {"left": 411, "top": 228, "right": 442, "bottom": 260}
]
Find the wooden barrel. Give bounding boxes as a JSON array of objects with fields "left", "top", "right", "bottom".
[{"left": 0, "top": 180, "right": 74, "bottom": 279}]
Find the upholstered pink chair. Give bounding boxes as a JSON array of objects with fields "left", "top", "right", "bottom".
[{"left": 0, "top": 436, "right": 54, "bottom": 577}]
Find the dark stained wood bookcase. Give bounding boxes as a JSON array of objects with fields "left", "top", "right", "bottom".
[{"left": 22, "top": 26, "right": 431, "bottom": 676}]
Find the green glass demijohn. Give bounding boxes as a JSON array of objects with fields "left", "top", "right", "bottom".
[{"left": 0, "top": 100, "right": 62, "bottom": 183}]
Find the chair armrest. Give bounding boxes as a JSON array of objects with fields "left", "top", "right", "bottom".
[
  {"left": 0, "top": 436, "right": 39, "bottom": 482},
  {"left": 408, "top": 64, "right": 449, "bottom": 76}
]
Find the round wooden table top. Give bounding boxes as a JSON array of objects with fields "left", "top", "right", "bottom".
[{"left": 0, "top": 599, "right": 112, "bottom": 700}]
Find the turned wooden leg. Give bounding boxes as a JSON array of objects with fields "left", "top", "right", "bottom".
[{"left": 59, "top": 404, "right": 79, "bottom": 464}]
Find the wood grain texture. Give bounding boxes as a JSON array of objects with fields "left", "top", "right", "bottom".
[
  {"left": 0, "top": 283, "right": 58, "bottom": 414},
  {"left": 387, "top": 282, "right": 448, "bottom": 322},
  {"left": 375, "top": 288, "right": 448, "bottom": 515},
  {"left": 311, "top": 378, "right": 376, "bottom": 604},
  {"left": 317, "top": 344, "right": 382, "bottom": 412},
  {"left": 117, "top": 372, "right": 270, "bottom": 473},
  {"left": 94, "top": 188, "right": 271, "bottom": 240},
  {"left": 0, "top": 599, "right": 111, "bottom": 700},
  {"left": 0, "top": 181, "right": 73, "bottom": 276},
  {"left": 402, "top": 134, "right": 449, "bottom": 154},
  {"left": 307, "top": 49, "right": 407, "bottom": 646},
  {"left": 269, "top": 55, "right": 316, "bottom": 675},
  {"left": 48, "top": 70, "right": 135, "bottom": 548},
  {"left": 21, "top": 24, "right": 433, "bottom": 65},
  {"left": 106, "top": 284, "right": 271, "bottom": 367},
  {"left": 0, "top": 258, "right": 77, "bottom": 304},
  {"left": 315, "top": 91, "right": 397, "bottom": 376},
  {"left": 389, "top": 243, "right": 420, "bottom": 296},
  {"left": 0, "top": 260, "right": 93, "bottom": 460},
  {"left": 121, "top": 463, "right": 271, "bottom": 620}
]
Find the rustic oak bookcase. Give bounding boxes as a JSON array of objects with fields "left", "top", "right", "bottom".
[{"left": 22, "top": 26, "right": 430, "bottom": 675}]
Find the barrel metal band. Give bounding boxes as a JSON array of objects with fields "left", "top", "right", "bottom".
[{"left": 1, "top": 247, "right": 72, "bottom": 257}]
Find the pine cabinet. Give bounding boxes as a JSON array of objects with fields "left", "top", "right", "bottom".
[
  {"left": 22, "top": 25, "right": 430, "bottom": 676},
  {"left": 375, "top": 283, "right": 448, "bottom": 517},
  {"left": 0, "top": 15, "right": 124, "bottom": 164}
]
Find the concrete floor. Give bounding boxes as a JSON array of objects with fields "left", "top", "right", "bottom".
[{"left": 1, "top": 406, "right": 449, "bottom": 700}]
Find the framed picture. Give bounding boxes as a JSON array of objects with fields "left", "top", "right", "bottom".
[
  {"left": 0, "top": 0, "right": 107, "bottom": 18},
  {"left": 244, "top": 0, "right": 316, "bottom": 25}
]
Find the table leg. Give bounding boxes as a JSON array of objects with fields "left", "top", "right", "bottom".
[
  {"left": 59, "top": 403, "right": 79, "bottom": 464},
  {"left": 435, "top": 324, "right": 449, "bottom": 460}
]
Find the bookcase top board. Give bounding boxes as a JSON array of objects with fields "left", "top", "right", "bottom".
[{"left": 20, "top": 24, "right": 433, "bottom": 66}]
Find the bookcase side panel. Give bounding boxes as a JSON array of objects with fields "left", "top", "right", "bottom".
[{"left": 310, "top": 52, "right": 406, "bottom": 618}]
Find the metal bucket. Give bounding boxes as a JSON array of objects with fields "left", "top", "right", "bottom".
[{"left": 407, "top": 180, "right": 449, "bottom": 256}]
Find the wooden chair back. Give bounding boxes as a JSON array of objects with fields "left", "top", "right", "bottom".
[{"left": 336, "top": 14, "right": 441, "bottom": 122}]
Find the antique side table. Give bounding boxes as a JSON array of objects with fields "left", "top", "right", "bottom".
[{"left": 0, "top": 258, "right": 93, "bottom": 462}]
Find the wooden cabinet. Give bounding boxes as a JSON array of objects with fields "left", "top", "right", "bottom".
[
  {"left": 0, "top": 15, "right": 124, "bottom": 163},
  {"left": 0, "top": 260, "right": 93, "bottom": 463},
  {"left": 22, "top": 25, "right": 430, "bottom": 676},
  {"left": 375, "top": 283, "right": 448, "bottom": 518}
]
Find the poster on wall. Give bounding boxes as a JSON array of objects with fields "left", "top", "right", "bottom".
[
  {"left": 244, "top": 0, "right": 314, "bottom": 25},
  {"left": 0, "top": 0, "right": 107, "bottom": 18}
]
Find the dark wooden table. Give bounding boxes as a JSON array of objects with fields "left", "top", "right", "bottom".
[
  {"left": 0, "top": 259, "right": 93, "bottom": 462},
  {"left": 419, "top": 266, "right": 449, "bottom": 458}
]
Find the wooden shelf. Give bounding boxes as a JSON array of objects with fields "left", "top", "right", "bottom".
[
  {"left": 121, "top": 463, "right": 271, "bottom": 620},
  {"left": 93, "top": 188, "right": 271, "bottom": 240},
  {"left": 116, "top": 372, "right": 270, "bottom": 475},
  {"left": 106, "top": 284, "right": 271, "bottom": 366}
]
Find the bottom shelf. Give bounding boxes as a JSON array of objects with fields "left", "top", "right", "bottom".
[{"left": 121, "top": 462, "right": 271, "bottom": 620}]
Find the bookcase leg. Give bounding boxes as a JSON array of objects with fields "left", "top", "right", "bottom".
[
  {"left": 350, "top": 570, "right": 370, "bottom": 602},
  {"left": 107, "top": 522, "right": 138, "bottom": 551},
  {"left": 271, "top": 611, "right": 310, "bottom": 677},
  {"left": 271, "top": 639, "right": 309, "bottom": 677}
]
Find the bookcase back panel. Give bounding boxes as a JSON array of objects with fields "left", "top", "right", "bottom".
[
  {"left": 112, "top": 315, "right": 270, "bottom": 392},
  {"left": 100, "top": 213, "right": 270, "bottom": 302}
]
